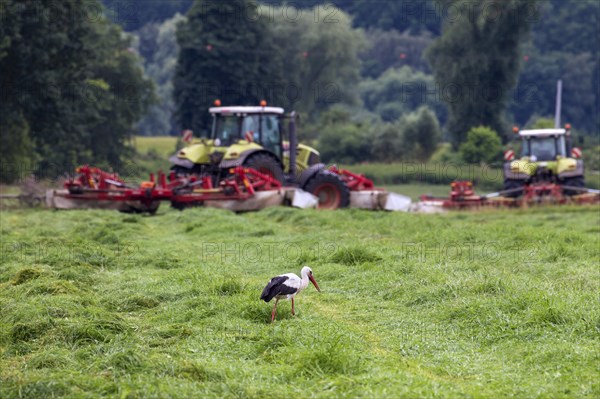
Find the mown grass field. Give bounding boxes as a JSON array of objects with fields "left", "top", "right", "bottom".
[{"left": 1, "top": 205, "right": 599, "bottom": 398}]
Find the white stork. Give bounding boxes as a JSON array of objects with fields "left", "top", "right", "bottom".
[{"left": 260, "top": 266, "right": 321, "bottom": 322}]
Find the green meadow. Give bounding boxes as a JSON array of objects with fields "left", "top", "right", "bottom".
[{"left": 1, "top": 205, "right": 598, "bottom": 398}]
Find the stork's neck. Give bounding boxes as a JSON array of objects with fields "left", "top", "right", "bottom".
[{"left": 300, "top": 269, "right": 310, "bottom": 290}]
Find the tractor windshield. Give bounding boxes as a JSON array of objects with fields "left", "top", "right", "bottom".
[
  {"left": 259, "top": 115, "right": 281, "bottom": 158},
  {"left": 212, "top": 115, "right": 240, "bottom": 146},
  {"left": 212, "top": 113, "right": 281, "bottom": 156},
  {"left": 522, "top": 135, "right": 566, "bottom": 161}
]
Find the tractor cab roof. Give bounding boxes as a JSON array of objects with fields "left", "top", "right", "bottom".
[
  {"left": 209, "top": 106, "right": 285, "bottom": 115},
  {"left": 519, "top": 129, "right": 566, "bottom": 137}
]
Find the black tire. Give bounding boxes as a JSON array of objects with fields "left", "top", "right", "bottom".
[
  {"left": 561, "top": 176, "right": 585, "bottom": 196},
  {"left": 304, "top": 171, "right": 350, "bottom": 210},
  {"left": 171, "top": 164, "right": 206, "bottom": 176},
  {"left": 171, "top": 165, "right": 192, "bottom": 176},
  {"left": 243, "top": 153, "right": 285, "bottom": 183},
  {"left": 503, "top": 179, "right": 525, "bottom": 198}
]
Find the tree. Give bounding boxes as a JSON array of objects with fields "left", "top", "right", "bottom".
[
  {"left": 400, "top": 107, "right": 442, "bottom": 161},
  {"left": 426, "top": 0, "right": 538, "bottom": 147},
  {"left": 359, "top": 66, "right": 446, "bottom": 124},
  {"left": 314, "top": 108, "right": 371, "bottom": 164},
  {"left": 512, "top": 51, "right": 597, "bottom": 135},
  {"left": 135, "top": 13, "right": 185, "bottom": 135},
  {"left": 530, "top": 117, "right": 555, "bottom": 129},
  {"left": 361, "top": 29, "right": 434, "bottom": 78},
  {"left": 0, "top": 111, "right": 34, "bottom": 183},
  {"left": 84, "top": 21, "right": 156, "bottom": 166},
  {"left": 368, "top": 106, "right": 442, "bottom": 163},
  {"left": 174, "top": 0, "right": 284, "bottom": 134},
  {"left": 370, "top": 122, "right": 404, "bottom": 162},
  {"left": 101, "top": 0, "right": 192, "bottom": 31},
  {"left": 294, "top": 0, "right": 441, "bottom": 34},
  {"left": 0, "top": 0, "right": 154, "bottom": 180},
  {"left": 459, "top": 126, "right": 502, "bottom": 164},
  {"left": 270, "top": 4, "right": 364, "bottom": 120}
]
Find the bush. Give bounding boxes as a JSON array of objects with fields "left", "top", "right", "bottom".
[
  {"left": 370, "top": 122, "right": 404, "bottom": 162},
  {"left": 371, "top": 106, "right": 441, "bottom": 162},
  {"left": 429, "top": 143, "right": 462, "bottom": 164},
  {"left": 316, "top": 108, "right": 372, "bottom": 164},
  {"left": 459, "top": 126, "right": 502, "bottom": 164},
  {"left": 400, "top": 106, "right": 441, "bottom": 161}
]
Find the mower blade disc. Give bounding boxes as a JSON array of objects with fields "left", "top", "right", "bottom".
[
  {"left": 379, "top": 192, "right": 412, "bottom": 212},
  {"left": 204, "top": 190, "right": 286, "bottom": 212},
  {"left": 285, "top": 188, "right": 318, "bottom": 209},
  {"left": 349, "top": 191, "right": 411, "bottom": 211}
]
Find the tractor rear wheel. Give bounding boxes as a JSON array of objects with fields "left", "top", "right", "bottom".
[
  {"left": 503, "top": 179, "right": 525, "bottom": 198},
  {"left": 243, "top": 153, "right": 285, "bottom": 183},
  {"left": 304, "top": 171, "right": 350, "bottom": 210},
  {"left": 561, "top": 176, "right": 585, "bottom": 196}
]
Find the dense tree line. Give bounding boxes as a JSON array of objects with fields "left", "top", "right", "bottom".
[
  {"left": 2, "top": 0, "right": 595, "bottom": 182},
  {"left": 103, "top": 0, "right": 597, "bottom": 140},
  {"left": 1, "top": 0, "right": 154, "bottom": 182}
]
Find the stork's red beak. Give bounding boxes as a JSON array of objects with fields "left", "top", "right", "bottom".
[{"left": 309, "top": 274, "right": 321, "bottom": 292}]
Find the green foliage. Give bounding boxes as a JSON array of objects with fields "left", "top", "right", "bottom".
[
  {"left": 459, "top": 126, "right": 503, "bottom": 164},
  {"left": 0, "top": 111, "right": 34, "bottom": 183},
  {"left": 512, "top": 51, "right": 597, "bottom": 135},
  {"left": 361, "top": 29, "right": 433, "bottom": 78},
  {"left": 314, "top": 108, "right": 371, "bottom": 164},
  {"left": 270, "top": 5, "right": 365, "bottom": 120},
  {"left": 84, "top": 22, "right": 156, "bottom": 166},
  {"left": 401, "top": 107, "right": 442, "bottom": 161},
  {"left": 510, "top": 0, "right": 598, "bottom": 135},
  {"left": 101, "top": 0, "right": 193, "bottom": 31},
  {"left": 370, "top": 122, "right": 404, "bottom": 162},
  {"left": 531, "top": 0, "right": 598, "bottom": 55},
  {"left": 585, "top": 146, "right": 600, "bottom": 172},
  {"left": 359, "top": 66, "right": 444, "bottom": 123},
  {"left": 426, "top": 0, "right": 538, "bottom": 147},
  {"left": 174, "top": 0, "right": 284, "bottom": 134},
  {"left": 371, "top": 107, "right": 441, "bottom": 162},
  {"left": 0, "top": 0, "right": 154, "bottom": 180},
  {"left": 429, "top": 143, "right": 462, "bottom": 164},
  {"left": 135, "top": 13, "right": 185, "bottom": 136},
  {"left": 332, "top": 0, "right": 441, "bottom": 34},
  {"left": 530, "top": 117, "right": 555, "bottom": 129}
]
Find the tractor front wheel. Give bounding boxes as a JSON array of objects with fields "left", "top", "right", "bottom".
[
  {"left": 502, "top": 179, "right": 525, "bottom": 198},
  {"left": 304, "top": 172, "right": 350, "bottom": 210},
  {"left": 243, "top": 153, "right": 285, "bottom": 183},
  {"left": 561, "top": 176, "right": 585, "bottom": 196}
]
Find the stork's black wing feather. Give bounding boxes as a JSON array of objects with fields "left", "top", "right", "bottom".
[{"left": 260, "top": 276, "right": 297, "bottom": 302}]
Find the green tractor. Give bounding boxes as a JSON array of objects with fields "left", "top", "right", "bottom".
[
  {"left": 169, "top": 103, "right": 351, "bottom": 209},
  {"left": 503, "top": 125, "right": 585, "bottom": 196}
]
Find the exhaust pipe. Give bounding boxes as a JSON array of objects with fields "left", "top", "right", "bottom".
[{"left": 288, "top": 111, "right": 297, "bottom": 180}]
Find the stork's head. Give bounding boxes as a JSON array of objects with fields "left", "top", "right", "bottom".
[{"left": 301, "top": 266, "right": 321, "bottom": 292}]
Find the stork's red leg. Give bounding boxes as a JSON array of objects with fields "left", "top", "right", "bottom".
[
  {"left": 271, "top": 298, "right": 279, "bottom": 323},
  {"left": 291, "top": 297, "right": 296, "bottom": 316}
]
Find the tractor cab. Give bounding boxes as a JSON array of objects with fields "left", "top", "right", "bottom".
[
  {"left": 519, "top": 129, "right": 568, "bottom": 162},
  {"left": 210, "top": 106, "right": 284, "bottom": 159}
]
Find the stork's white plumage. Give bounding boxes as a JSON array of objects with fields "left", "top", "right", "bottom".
[{"left": 260, "top": 266, "right": 321, "bottom": 322}]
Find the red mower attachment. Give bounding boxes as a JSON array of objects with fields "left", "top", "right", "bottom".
[
  {"left": 328, "top": 166, "right": 377, "bottom": 191},
  {"left": 327, "top": 165, "right": 412, "bottom": 211},
  {"left": 47, "top": 165, "right": 316, "bottom": 213},
  {"left": 419, "top": 180, "right": 600, "bottom": 210}
]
